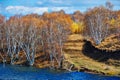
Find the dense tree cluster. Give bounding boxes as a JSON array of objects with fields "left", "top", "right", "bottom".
[
  {"left": 84, "top": 1, "right": 120, "bottom": 44},
  {"left": 0, "top": 12, "right": 73, "bottom": 68}
]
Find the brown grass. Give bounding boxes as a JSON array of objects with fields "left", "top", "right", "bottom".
[
  {"left": 64, "top": 34, "right": 120, "bottom": 75},
  {"left": 64, "top": 51, "right": 120, "bottom": 75}
]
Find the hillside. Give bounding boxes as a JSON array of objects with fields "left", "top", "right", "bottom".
[
  {"left": 96, "top": 34, "right": 120, "bottom": 51},
  {"left": 0, "top": 34, "right": 120, "bottom": 76},
  {"left": 63, "top": 34, "right": 120, "bottom": 76}
]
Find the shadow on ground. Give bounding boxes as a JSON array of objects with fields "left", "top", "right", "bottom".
[{"left": 82, "top": 40, "right": 120, "bottom": 62}]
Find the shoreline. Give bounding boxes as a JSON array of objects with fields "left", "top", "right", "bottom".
[
  {"left": 0, "top": 34, "right": 120, "bottom": 76},
  {"left": 0, "top": 62, "right": 120, "bottom": 77}
]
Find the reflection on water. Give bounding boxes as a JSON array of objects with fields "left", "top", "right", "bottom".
[{"left": 0, "top": 64, "right": 120, "bottom": 80}]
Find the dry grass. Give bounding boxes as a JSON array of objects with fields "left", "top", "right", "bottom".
[
  {"left": 64, "top": 52, "right": 120, "bottom": 75},
  {"left": 64, "top": 34, "right": 120, "bottom": 75},
  {"left": 96, "top": 34, "right": 120, "bottom": 51},
  {"left": 67, "top": 34, "right": 84, "bottom": 42},
  {"left": 64, "top": 34, "right": 85, "bottom": 51}
]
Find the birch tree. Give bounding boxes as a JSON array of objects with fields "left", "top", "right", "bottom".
[
  {"left": 22, "top": 24, "right": 38, "bottom": 66},
  {"left": 0, "top": 15, "right": 6, "bottom": 63},
  {"left": 85, "top": 6, "right": 111, "bottom": 44},
  {"left": 5, "top": 16, "right": 22, "bottom": 64},
  {"left": 44, "top": 20, "right": 70, "bottom": 69}
]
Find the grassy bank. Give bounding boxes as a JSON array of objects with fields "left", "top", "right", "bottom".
[
  {"left": 63, "top": 34, "right": 120, "bottom": 76},
  {"left": 0, "top": 34, "right": 120, "bottom": 76}
]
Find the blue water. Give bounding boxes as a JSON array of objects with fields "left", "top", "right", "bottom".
[{"left": 0, "top": 64, "right": 120, "bottom": 80}]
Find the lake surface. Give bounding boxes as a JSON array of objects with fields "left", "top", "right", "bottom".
[{"left": 0, "top": 64, "right": 120, "bottom": 80}]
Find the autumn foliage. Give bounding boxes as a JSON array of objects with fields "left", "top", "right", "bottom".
[{"left": 0, "top": 1, "right": 120, "bottom": 68}]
